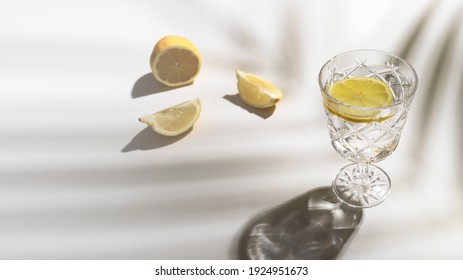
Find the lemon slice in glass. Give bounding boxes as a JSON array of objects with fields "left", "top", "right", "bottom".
[
  {"left": 327, "top": 77, "right": 394, "bottom": 122},
  {"left": 139, "top": 98, "right": 201, "bottom": 136},
  {"left": 150, "top": 36, "right": 202, "bottom": 87},
  {"left": 236, "top": 70, "right": 283, "bottom": 109}
]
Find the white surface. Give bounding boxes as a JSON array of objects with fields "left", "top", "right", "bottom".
[{"left": 1, "top": 0, "right": 462, "bottom": 259}]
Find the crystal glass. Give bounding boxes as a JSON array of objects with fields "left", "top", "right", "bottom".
[{"left": 318, "top": 50, "right": 418, "bottom": 208}]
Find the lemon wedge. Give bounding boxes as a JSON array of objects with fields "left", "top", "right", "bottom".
[
  {"left": 150, "top": 36, "right": 202, "bottom": 87},
  {"left": 326, "top": 77, "right": 394, "bottom": 122},
  {"left": 236, "top": 70, "right": 283, "bottom": 108},
  {"left": 139, "top": 98, "right": 201, "bottom": 136}
]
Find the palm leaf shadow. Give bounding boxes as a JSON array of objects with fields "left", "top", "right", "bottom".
[
  {"left": 397, "top": 0, "right": 439, "bottom": 59},
  {"left": 398, "top": 2, "right": 463, "bottom": 158}
]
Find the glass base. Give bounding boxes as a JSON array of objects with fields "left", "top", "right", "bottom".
[{"left": 332, "top": 163, "right": 391, "bottom": 208}]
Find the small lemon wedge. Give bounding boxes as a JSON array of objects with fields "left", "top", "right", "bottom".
[
  {"left": 150, "top": 35, "right": 202, "bottom": 87},
  {"left": 139, "top": 98, "right": 201, "bottom": 136},
  {"left": 236, "top": 70, "right": 283, "bottom": 109}
]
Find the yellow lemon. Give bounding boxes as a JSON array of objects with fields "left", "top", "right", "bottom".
[
  {"left": 139, "top": 98, "right": 201, "bottom": 136},
  {"left": 236, "top": 70, "right": 283, "bottom": 109},
  {"left": 326, "top": 77, "right": 394, "bottom": 122},
  {"left": 150, "top": 36, "right": 202, "bottom": 87}
]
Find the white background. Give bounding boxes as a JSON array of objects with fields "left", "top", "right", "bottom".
[{"left": 1, "top": 0, "right": 463, "bottom": 259}]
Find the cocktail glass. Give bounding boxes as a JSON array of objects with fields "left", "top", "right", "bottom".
[{"left": 318, "top": 50, "right": 418, "bottom": 208}]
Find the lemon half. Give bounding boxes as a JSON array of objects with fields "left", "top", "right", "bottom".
[
  {"left": 139, "top": 98, "right": 201, "bottom": 136},
  {"left": 236, "top": 70, "right": 283, "bottom": 109},
  {"left": 150, "top": 36, "right": 202, "bottom": 87},
  {"left": 326, "top": 77, "right": 394, "bottom": 122}
]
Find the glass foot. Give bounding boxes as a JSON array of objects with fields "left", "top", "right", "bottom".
[{"left": 332, "top": 163, "right": 391, "bottom": 208}]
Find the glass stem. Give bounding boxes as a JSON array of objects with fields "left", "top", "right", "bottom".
[{"left": 354, "top": 163, "right": 371, "bottom": 183}]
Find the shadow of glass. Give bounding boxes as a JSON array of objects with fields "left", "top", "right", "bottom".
[
  {"left": 121, "top": 127, "right": 191, "bottom": 152},
  {"left": 236, "top": 187, "right": 363, "bottom": 260},
  {"left": 223, "top": 94, "right": 275, "bottom": 119},
  {"left": 131, "top": 73, "right": 192, "bottom": 98}
]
